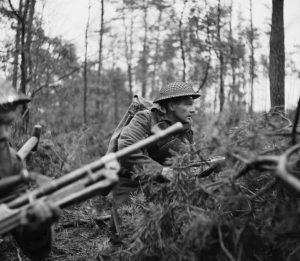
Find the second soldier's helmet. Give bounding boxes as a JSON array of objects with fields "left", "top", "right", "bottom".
[
  {"left": 0, "top": 78, "right": 30, "bottom": 109},
  {"left": 153, "top": 81, "right": 200, "bottom": 103}
]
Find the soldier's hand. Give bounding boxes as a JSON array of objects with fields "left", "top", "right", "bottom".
[
  {"left": 20, "top": 201, "right": 60, "bottom": 231},
  {"left": 161, "top": 167, "right": 174, "bottom": 181},
  {"left": 104, "top": 159, "right": 120, "bottom": 172}
]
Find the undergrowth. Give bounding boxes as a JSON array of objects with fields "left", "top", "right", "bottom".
[
  {"left": 112, "top": 110, "right": 300, "bottom": 261},
  {"left": 4, "top": 109, "right": 300, "bottom": 261}
]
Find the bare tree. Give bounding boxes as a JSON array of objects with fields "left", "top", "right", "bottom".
[
  {"left": 249, "top": 0, "right": 255, "bottom": 113},
  {"left": 151, "top": 5, "right": 163, "bottom": 97},
  {"left": 95, "top": 0, "right": 104, "bottom": 117},
  {"left": 141, "top": 0, "right": 149, "bottom": 97},
  {"left": 83, "top": 0, "right": 91, "bottom": 124},
  {"left": 216, "top": 0, "right": 225, "bottom": 112},
  {"left": 197, "top": 0, "right": 212, "bottom": 92},
  {"left": 11, "top": 0, "right": 23, "bottom": 89},
  {"left": 97, "top": 0, "right": 104, "bottom": 87},
  {"left": 269, "top": 0, "right": 285, "bottom": 111},
  {"left": 179, "top": 0, "right": 187, "bottom": 82},
  {"left": 122, "top": 0, "right": 134, "bottom": 101},
  {"left": 8, "top": 0, "right": 36, "bottom": 133},
  {"left": 228, "top": 0, "right": 236, "bottom": 103}
]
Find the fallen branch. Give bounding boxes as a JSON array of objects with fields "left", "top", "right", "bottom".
[
  {"left": 218, "top": 225, "right": 236, "bottom": 261},
  {"left": 248, "top": 178, "right": 277, "bottom": 200},
  {"left": 231, "top": 143, "right": 300, "bottom": 192}
]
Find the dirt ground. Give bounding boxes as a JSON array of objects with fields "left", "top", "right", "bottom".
[{"left": 1, "top": 197, "right": 123, "bottom": 261}]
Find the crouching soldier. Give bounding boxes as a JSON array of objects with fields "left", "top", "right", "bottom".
[
  {"left": 114, "top": 81, "right": 200, "bottom": 204},
  {"left": 0, "top": 78, "right": 60, "bottom": 261}
]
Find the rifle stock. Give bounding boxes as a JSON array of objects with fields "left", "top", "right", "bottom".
[{"left": 0, "top": 122, "right": 183, "bottom": 236}]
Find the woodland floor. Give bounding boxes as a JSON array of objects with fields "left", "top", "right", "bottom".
[{"left": 2, "top": 198, "right": 122, "bottom": 261}]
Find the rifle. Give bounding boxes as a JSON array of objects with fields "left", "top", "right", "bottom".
[
  {"left": 174, "top": 156, "right": 226, "bottom": 178},
  {"left": 195, "top": 156, "right": 226, "bottom": 178},
  {"left": 178, "top": 156, "right": 226, "bottom": 169},
  {"left": 0, "top": 122, "right": 183, "bottom": 236},
  {"left": 0, "top": 125, "right": 41, "bottom": 200}
]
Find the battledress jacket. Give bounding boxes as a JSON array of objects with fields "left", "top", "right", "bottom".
[
  {"left": 114, "top": 105, "right": 193, "bottom": 204},
  {"left": 0, "top": 141, "right": 52, "bottom": 261}
]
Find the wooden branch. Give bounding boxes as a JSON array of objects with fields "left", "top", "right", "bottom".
[
  {"left": 218, "top": 225, "right": 236, "bottom": 261},
  {"left": 8, "top": 0, "right": 22, "bottom": 21},
  {"left": 198, "top": 51, "right": 211, "bottom": 91},
  {"left": 31, "top": 67, "right": 80, "bottom": 98},
  {"left": 276, "top": 143, "right": 300, "bottom": 191},
  {"left": 249, "top": 179, "right": 277, "bottom": 200}
]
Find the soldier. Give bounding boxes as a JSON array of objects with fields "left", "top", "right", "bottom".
[
  {"left": 113, "top": 81, "right": 200, "bottom": 205},
  {"left": 0, "top": 78, "right": 60, "bottom": 261}
]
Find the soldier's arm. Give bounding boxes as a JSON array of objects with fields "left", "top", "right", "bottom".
[
  {"left": 118, "top": 110, "right": 164, "bottom": 176},
  {"left": 8, "top": 148, "right": 57, "bottom": 261}
]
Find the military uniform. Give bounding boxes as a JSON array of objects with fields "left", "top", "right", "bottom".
[
  {"left": 114, "top": 82, "right": 199, "bottom": 205},
  {"left": 0, "top": 78, "right": 53, "bottom": 261}
]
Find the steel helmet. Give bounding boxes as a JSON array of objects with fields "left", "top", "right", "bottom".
[
  {"left": 153, "top": 81, "right": 200, "bottom": 103},
  {"left": 0, "top": 78, "right": 30, "bottom": 109}
]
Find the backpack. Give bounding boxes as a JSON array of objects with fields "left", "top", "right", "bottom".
[{"left": 106, "top": 94, "right": 153, "bottom": 154}]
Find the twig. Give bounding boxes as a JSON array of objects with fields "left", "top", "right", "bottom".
[
  {"left": 17, "top": 248, "right": 23, "bottom": 261},
  {"left": 8, "top": 0, "right": 22, "bottom": 21},
  {"left": 276, "top": 143, "right": 300, "bottom": 191},
  {"left": 232, "top": 155, "right": 278, "bottom": 180},
  {"left": 45, "top": 254, "right": 68, "bottom": 260},
  {"left": 249, "top": 178, "right": 277, "bottom": 200},
  {"left": 31, "top": 67, "right": 81, "bottom": 98},
  {"left": 218, "top": 225, "right": 236, "bottom": 261},
  {"left": 238, "top": 184, "right": 256, "bottom": 196},
  {"left": 286, "top": 245, "right": 300, "bottom": 261}
]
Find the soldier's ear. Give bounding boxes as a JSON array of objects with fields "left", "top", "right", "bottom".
[{"left": 167, "top": 101, "right": 175, "bottom": 112}]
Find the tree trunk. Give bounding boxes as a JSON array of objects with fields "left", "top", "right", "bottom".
[
  {"left": 179, "top": 0, "right": 187, "bottom": 82},
  {"left": 249, "top": 0, "right": 255, "bottom": 113},
  {"left": 217, "top": 0, "right": 225, "bottom": 112},
  {"left": 141, "top": 0, "right": 149, "bottom": 97},
  {"left": 198, "top": 0, "right": 211, "bottom": 92},
  {"left": 20, "top": 0, "right": 30, "bottom": 96},
  {"left": 151, "top": 8, "right": 162, "bottom": 97},
  {"left": 22, "top": 0, "right": 36, "bottom": 133},
  {"left": 96, "top": 0, "right": 104, "bottom": 118},
  {"left": 19, "top": 0, "right": 33, "bottom": 133},
  {"left": 83, "top": 0, "right": 91, "bottom": 124},
  {"left": 122, "top": 0, "right": 133, "bottom": 102},
  {"left": 25, "top": 0, "right": 35, "bottom": 79},
  {"left": 12, "top": 0, "right": 23, "bottom": 89},
  {"left": 228, "top": 0, "right": 236, "bottom": 103},
  {"left": 269, "top": 0, "right": 285, "bottom": 111}
]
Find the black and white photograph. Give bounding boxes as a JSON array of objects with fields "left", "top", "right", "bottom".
[{"left": 0, "top": 0, "right": 300, "bottom": 260}]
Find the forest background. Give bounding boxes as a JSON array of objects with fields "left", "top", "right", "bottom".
[
  {"left": 1, "top": 0, "right": 300, "bottom": 260},
  {"left": 0, "top": 0, "right": 299, "bottom": 135}
]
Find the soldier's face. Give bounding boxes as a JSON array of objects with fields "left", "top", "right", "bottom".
[
  {"left": 0, "top": 109, "right": 17, "bottom": 145},
  {"left": 169, "top": 97, "right": 196, "bottom": 124}
]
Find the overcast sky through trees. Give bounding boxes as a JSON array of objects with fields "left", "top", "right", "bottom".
[{"left": 1, "top": 0, "right": 299, "bottom": 111}]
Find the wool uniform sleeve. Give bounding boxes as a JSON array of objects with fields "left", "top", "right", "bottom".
[
  {"left": 6, "top": 147, "right": 53, "bottom": 261},
  {"left": 118, "top": 110, "right": 164, "bottom": 176}
]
